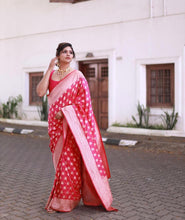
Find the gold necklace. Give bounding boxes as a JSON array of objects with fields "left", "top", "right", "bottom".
[{"left": 57, "top": 66, "right": 70, "bottom": 76}]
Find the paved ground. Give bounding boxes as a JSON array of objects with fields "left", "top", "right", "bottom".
[
  {"left": 0, "top": 124, "right": 185, "bottom": 220},
  {"left": 1, "top": 122, "right": 185, "bottom": 154}
]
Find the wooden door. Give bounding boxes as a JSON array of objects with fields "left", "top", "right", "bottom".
[{"left": 79, "top": 60, "right": 108, "bottom": 129}]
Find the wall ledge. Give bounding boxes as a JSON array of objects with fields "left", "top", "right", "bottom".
[
  {"left": 0, "top": 118, "right": 48, "bottom": 127},
  {"left": 107, "top": 126, "right": 185, "bottom": 137}
]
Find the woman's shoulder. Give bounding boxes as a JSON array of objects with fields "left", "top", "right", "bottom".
[
  {"left": 70, "top": 69, "right": 87, "bottom": 84},
  {"left": 49, "top": 70, "right": 55, "bottom": 80},
  {"left": 74, "top": 69, "right": 86, "bottom": 79}
]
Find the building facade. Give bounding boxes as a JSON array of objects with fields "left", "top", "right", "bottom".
[{"left": 0, "top": 0, "right": 185, "bottom": 132}]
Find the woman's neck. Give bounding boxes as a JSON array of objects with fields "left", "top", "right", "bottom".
[{"left": 59, "top": 63, "right": 70, "bottom": 71}]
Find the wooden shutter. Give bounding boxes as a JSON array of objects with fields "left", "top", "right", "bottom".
[
  {"left": 79, "top": 59, "right": 108, "bottom": 129},
  {"left": 98, "top": 63, "right": 108, "bottom": 129}
]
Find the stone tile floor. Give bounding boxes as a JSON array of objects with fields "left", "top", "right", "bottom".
[{"left": 0, "top": 130, "right": 185, "bottom": 220}]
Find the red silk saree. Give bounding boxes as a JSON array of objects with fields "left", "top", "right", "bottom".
[{"left": 45, "top": 70, "right": 116, "bottom": 212}]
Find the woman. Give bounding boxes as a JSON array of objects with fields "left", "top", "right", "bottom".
[{"left": 37, "top": 42, "right": 117, "bottom": 213}]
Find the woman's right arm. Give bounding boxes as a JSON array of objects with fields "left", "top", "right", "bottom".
[{"left": 36, "top": 57, "right": 57, "bottom": 97}]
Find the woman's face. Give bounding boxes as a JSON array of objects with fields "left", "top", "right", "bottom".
[{"left": 58, "top": 46, "right": 74, "bottom": 64}]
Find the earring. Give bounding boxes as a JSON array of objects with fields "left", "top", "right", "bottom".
[{"left": 56, "top": 59, "right": 60, "bottom": 68}]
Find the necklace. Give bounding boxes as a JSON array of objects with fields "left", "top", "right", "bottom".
[{"left": 57, "top": 66, "right": 71, "bottom": 76}]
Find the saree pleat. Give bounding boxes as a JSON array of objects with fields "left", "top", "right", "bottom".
[
  {"left": 45, "top": 70, "right": 117, "bottom": 212},
  {"left": 46, "top": 128, "right": 82, "bottom": 212}
]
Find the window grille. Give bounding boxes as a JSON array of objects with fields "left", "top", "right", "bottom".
[
  {"left": 101, "top": 66, "right": 108, "bottom": 77},
  {"left": 29, "top": 72, "right": 43, "bottom": 105},
  {"left": 146, "top": 64, "right": 174, "bottom": 107},
  {"left": 86, "top": 67, "right": 96, "bottom": 78}
]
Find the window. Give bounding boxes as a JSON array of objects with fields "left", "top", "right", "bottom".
[
  {"left": 146, "top": 64, "right": 174, "bottom": 107},
  {"left": 29, "top": 72, "right": 43, "bottom": 105},
  {"left": 50, "top": 0, "right": 89, "bottom": 3}
]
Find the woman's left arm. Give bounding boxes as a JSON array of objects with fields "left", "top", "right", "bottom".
[{"left": 36, "top": 57, "right": 57, "bottom": 97}]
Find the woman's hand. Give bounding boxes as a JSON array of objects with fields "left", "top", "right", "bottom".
[
  {"left": 55, "top": 111, "right": 63, "bottom": 120},
  {"left": 48, "top": 57, "right": 58, "bottom": 71}
]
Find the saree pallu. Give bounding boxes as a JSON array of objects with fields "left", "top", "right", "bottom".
[{"left": 45, "top": 70, "right": 117, "bottom": 212}]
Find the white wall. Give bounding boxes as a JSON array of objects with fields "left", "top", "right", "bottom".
[
  {"left": 0, "top": 0, "right": 185, "bottom": 131},
  {"left": 0, "top": 0, "right": 150, "bottom": 39},
  {"left": 115, "top": 14, "right": 185, "bottom": 128}
]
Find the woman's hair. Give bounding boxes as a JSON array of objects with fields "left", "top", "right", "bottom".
[{"left": 56, "top": 42, "right": 75, "bottom": 58}]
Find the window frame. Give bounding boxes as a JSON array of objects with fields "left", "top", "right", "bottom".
[
  {"left": 146, "top": 63, "right": 174, "bottom": 108},
  {"left": 29, "top": 72, "right": 43, "bottom": 106}
]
